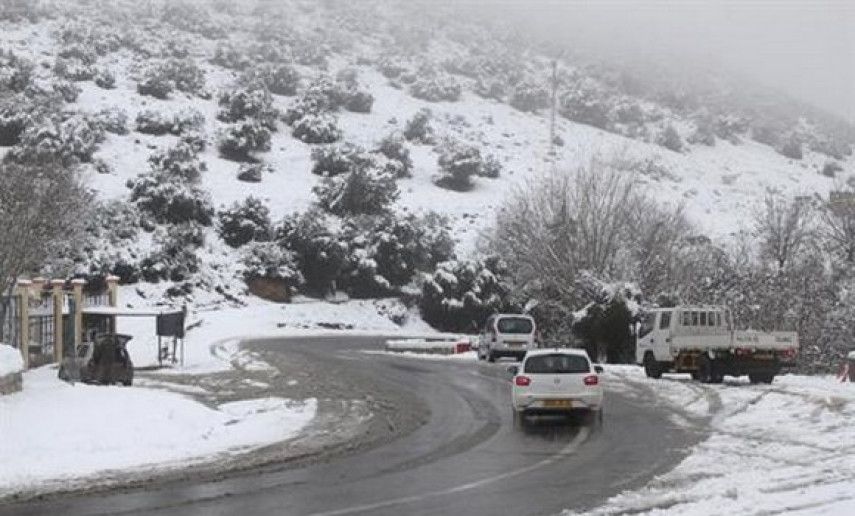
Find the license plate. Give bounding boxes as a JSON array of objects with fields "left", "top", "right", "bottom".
[{"left": 543, "top": 399, "right": 572, "bottom": 408}]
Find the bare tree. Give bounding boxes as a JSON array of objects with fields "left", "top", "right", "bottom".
[
  {"left": 820, "top": 187, "right": 855, "bottom": 264},
  {"left": 0, "top": 160, "right": 91, "bottom": 332},
  {"left": 488, "top": 155, "right": 662, "bottom": 305},
  {"left": 755, "top": 193, "right": 814, "bottom": 271}
]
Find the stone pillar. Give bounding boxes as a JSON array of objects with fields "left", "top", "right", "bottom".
[
  {"left": 15, "top": 279, "right": 30, "bottom": 370},
  {"left": 71, "top": 278, "right": 85, "bottom": 349},
  {"left": 106, "top": 275, "right": 119, "bottom": 334},
  {"left": 51, "top": 279, "right": 65, "bottom": 363}
]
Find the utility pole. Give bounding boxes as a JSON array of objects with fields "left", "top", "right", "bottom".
[{"left": 549, "top": 59, "right": 559, "bottom": 160}]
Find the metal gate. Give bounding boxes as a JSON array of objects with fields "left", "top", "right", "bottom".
[{"left": 0, "top": 295, "right": 21, "bottom": 349}]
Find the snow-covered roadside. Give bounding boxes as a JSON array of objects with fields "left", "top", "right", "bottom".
[
  {"left": 569, "top": 366, "right": 855, "bottom": 515},
  {"left": 0, "top": 344, "right": 23, "bottom": 377},
  {"left": 0, "top": 367, "right": 316, "bottom": 499}
]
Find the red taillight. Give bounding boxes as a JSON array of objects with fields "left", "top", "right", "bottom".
[
  {"left": 515, "top": 376, "right": 531, "bottom": 387},
  {"left": 584, "top": 375, "right": 599, "bottom": 386}
]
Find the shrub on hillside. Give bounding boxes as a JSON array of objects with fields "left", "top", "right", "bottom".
[
  {"left": 127, "top": 173, "right": 214, "bottom": 226},
  {"left": 94, "top": 67, "right": 116, "bottom": 89},
  {"left": 7, "top": 113, "right": 105, "bottom": 166},
  {"left": 310, "top": 143, "right": 375, "bottom": 176},
  {"left": 135, "top": 108, "right": 204, "bottom": 136},
  {"left": 822, "top": 161, "right": 844, "bottom": 178},
  {"left": 0, "top": 92, "right": 52, "bottom": 146},
  {"left": 403, "top": 108, "right": 434, "bottom": 144},
  {"left": 374, "top": 134, "right": 413, "bottom": 178},
  {"left": 217, "top": 84, "right": 278, "bottom": 130},
  {"left": 409, "top": 71, "right": 462, "bottom": 102},
  {"left": 509, "top": 81, "right": 549, "bottom": 112},
  {"left": 419, "top": 257, "right": 517, "bottom": 332},
  {"left": 343, "top": 89, "right": 374, "bottom": 113},
  {"left": 148, "top": 142, "right": 206, "bottom": 182},
  {"left": 657, "top": 125, "right": 683, "bottom": 152},
  {"left": 241, "top": 241, "right": 303, "bottom": 292},
  {"left": 54, "top": 57, "right": 95, "bottom": 81},
  {"left": 242, "top": 63, "right": 300, "bottom": 96},
  {"left": 217, "top": 196, "right": 273, "bottom": 248},
  {"left": 435, "top": 140, "right": 487, "bottom": 190},
  {"left": 52, "top": 79, "right": 81, "bottom": 102},
  {"left": 140, "top": 232, "right": 201, "bottom": 283},
  {"left": 713, "top": 115, "right": 748, "bottom": 144},
  {"left": 237, "top": 162, "right": 272, "bottom": 182},
  {"left": 559, "top": 82, "right": 612, "bottom": 129},
  {"left": 277, "top": 210, "right": 349, "bottom": 293},
  {"left": 137, "top": 67, "right": 173, "bottom": 99},
  {"left": 291, "top": 113, "right": 342, "bottom": 144},
  {"left": 217, "top": 120, "right": 272, "bottom": 161},
  {"left": 313, "top": 167, "right": 399, "bottom": 216},
  {"left": 780, "top": 134, "right": 803, "bottom": 160},
  {"left": 211, "top": 42, "right": 252, "bottom": 70},
  {"left": 0, "top": 49, "right": 33, "bottom": 93}
]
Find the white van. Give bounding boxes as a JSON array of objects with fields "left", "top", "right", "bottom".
[{"left": 477, "top": 314, "right": 537, "bottom": 362}]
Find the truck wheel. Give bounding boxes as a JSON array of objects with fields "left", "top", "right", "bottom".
[
  {"left": 749, "top": 373, "right": 774, "bottom": 384},
  {"left": 643, "top": 353, "right": 662, "bottom": 379},
  {"left": 697, "top": 355, "right": 713, "bottom": 383},
  {"left": 488, "top": 352, "right": 496, "bottom": 363}
]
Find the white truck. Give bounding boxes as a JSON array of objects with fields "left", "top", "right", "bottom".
[{"left": 636, "top": 305, "right": 798, "bottom": 384}]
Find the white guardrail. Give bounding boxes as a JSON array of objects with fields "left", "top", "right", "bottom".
[{"left": 385, "top": 336, "right": 476, "bottom": 355}]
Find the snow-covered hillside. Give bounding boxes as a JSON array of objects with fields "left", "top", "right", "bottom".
[{"left": 0, "top": 0, "right": 852, "bottom": 307}]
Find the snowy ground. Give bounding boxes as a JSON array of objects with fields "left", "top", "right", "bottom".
[
  {"left": 567, "top": 366, "right": 855, "bottom": 516},
  {"left": 0, "top": 366, "right": 315, "bottom": 499}
]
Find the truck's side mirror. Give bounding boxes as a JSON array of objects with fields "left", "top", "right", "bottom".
[
  {"left": 594, "top": 365, "right": 604, "bottom": 374},
  {"left": 507, "top": 365, "right": 519, "bottom": 376}
]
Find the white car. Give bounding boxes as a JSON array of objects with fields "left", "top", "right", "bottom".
[{"left": 509, "top": 349, "right": 603, "bottom": 418}]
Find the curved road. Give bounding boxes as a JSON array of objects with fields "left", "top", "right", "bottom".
[{"left": 2, "top": 336, "right": 700, "bottom": 516}]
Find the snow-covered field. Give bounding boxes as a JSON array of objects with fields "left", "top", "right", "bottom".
[
  {"left": 570, "top": 366, "right": 855, "bottom": 516},
  {"left": 0, "top": 366, "right": 315, "bottom": 498}
]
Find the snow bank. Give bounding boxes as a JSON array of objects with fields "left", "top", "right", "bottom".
[
  {"left": 569, "top": 367, "right": 855, "bottom": 515},
  {"left": 0, "top": 367, "right": 315, "bottom": 497},
  {"left": 0, "top": 344, "right": 23, "bottom": 377}
]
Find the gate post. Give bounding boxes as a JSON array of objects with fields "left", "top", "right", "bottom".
[
  {"left": 51, "top": 279, "right": 64, "bottom": 363},
  {"left": 106, "top": 275, "right": 119, "bottom": 334},
  {"left": 71, "top": 278, "right": 85, "bottom": 348},
  {"left": 16, "top": 279, "right": 30, "bottom": 370}
]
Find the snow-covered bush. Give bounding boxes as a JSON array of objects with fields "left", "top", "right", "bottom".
[
  {"left": 148, "top": 142, "right": 206, "bottom": 183},
  {"left": 95, "top": 107, "right": 128, "bottom": 135},
  {"left": 435, "top": 139, "right": 485, "bottom": 190},
  {"left": 135, "top": 109, "right": 204, "bottom": 136},
  {"left": 403, "top": 108, "right": 434, "bottom": 144},
  {"left": 277, "top": 210, "right": 349, "bottom": 293},
  {"left": 374, "top": 133, "right": 413, "bottom": 178},
  {"left": 474, "top": 77, "right": 507, "bottom": 100},
  {"left": 162, "top": 1, "right": 226, "bottom": 38},
  {"left": 559, "top": 81, "right": 613, "bottom": 129},
  {"left": 657, "top": 125, "right": 683, "bottom": 152},
  {"left": 217, "top": 84, "right": 278, "bottom": 130},
  {"left": 94, "top": 67, "right": 116, "bottom": 89},
  {"left": 217, "top": 196, "right": 272, "bottom": 248},
  {"left": 713, "top": 114, "right": 748, "bottom": 144},
  {"left": 0, "top": 49, "right": 33, "bottom": 93},
  {"left": 310, "top": 143, "right": 375, "bottom": 176},
  {"left": 480, "top": 154, "right": 502, "bottom": 179},
  {"left": 54, "top": 57, "right": 95, "bottom": 81},
  {"left": 409, "top": 70, "right": 462, "bottom": 102},
  {"left": 0, "top": 94, "right": 36, "bottom": 146},
  {"left": 419, "top": 257, "right": 517, "bottom": 332},
  {"left": 211, "top": 42, "right": 251, "bottom": 70},
  {"left": 8, "top": 113, "right": 105, "bottom": 166},
  {"left": 242, "top": 63, "right": 300, "bottom": 96},
  {"left": 127, "top": 173, "right": 214, "bottom": 226},
  {"left": 780, "top": 134, "right": 803, "bottom": 160},
  {"left": 822, "top": 161, "right": 844, "bottom": 178},
  {"left": 291, "top": 113, "right": 342, "bottom": 144},
  {"left": 687, "top": 114, "right": 716, "bottom": 146},
  {"left": 0, "top": 0, "right": 43, "bottom": 22},
  {"left": 160, "top": 58, "right": 206, "bottom": 94},
  {"left": 137, "top": 67, "right": 173, "bottom": 99},
  {"left": 52, "top": 79, "right": 81, "bottom": 102},
  {"left": 241, "top": 241, "right": 303, "bottom": 291},
  {"left": 343, "top": 89, "right": 374, "bottom": 113},
  {"left": 237, "top": 162, "right": 272, "bottom": 182},
  {"left": 313, "top": 167, "right": 399, "bottom": 216},
  {"left": 140, "top": 231, "right": 201, "bottom": 283},
  {"left": 216, "top": 120, "right": 271, "bottom": 161},
  {"left": 509, "top": 81, "right": 549, "bottom": 112}
]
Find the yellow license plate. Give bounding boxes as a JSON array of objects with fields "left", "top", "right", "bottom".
[{"left": 543, "top": 399, "right": 572, "bottom": 408}]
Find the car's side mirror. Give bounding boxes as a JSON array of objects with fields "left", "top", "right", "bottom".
[
  {"left": 507, "top": 365, "right": 519, "bottom": 376},
  {"left": 594, "top": 365, "right": 604, "bottom": 374}
]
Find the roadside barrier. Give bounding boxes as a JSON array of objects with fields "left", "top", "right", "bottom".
[{"left": 385, "top": 337, "right": 474, "bottom": 355}]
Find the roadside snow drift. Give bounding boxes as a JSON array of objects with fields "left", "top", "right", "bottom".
[
  {"left": 0, "top": 367, "right": 315, "bottom": 498},
  {"left": 0, "top": 344, "right": 23, "bottom": 377}
]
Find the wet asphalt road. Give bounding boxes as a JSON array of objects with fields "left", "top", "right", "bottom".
[{"left": 1, "top": 336, "right": 700, "bottom": 516}]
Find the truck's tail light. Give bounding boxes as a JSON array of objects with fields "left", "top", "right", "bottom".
[
  {"left": 779, "top": 348, "right": 797, "bottom": 360},
  {"left": 514, "top": 376, "right": 531, "bottom": 387},
  {"left": 584, "top": 375, "right": 599, "bottom": 386}
]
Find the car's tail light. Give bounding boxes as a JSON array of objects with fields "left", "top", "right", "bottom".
[
  {"left": 584, "top": 375, "right": 599, "bottom": 386},
  {"left": 514, "top": 376, "right": 531, "bottom": 387}
]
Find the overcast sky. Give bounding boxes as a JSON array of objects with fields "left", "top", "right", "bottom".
[{"left": 467, "top": 0, "right": 855, "bottom": 122}]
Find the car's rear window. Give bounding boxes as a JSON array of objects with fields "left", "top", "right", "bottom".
[
  {"left": 496, "top": 317, "right": 534, "bottom": 334},
  {"left": 524, "top": 354, "right": 590, "bottom": 374}
]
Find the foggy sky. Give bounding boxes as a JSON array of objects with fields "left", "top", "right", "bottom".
[{"left": 466, "top": 0, "right": 855, "bottom": 123}]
